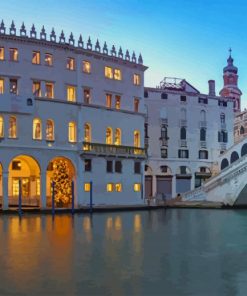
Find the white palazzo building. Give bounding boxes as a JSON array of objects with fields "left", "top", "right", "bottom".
[
  {"left": 0, "top": 21, "right": 147, "bottom": 209},
  {"left": 144, "top": 77, "right": 234, "bottom": 199}
]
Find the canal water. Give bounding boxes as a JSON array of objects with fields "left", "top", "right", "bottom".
[{"left": 0, "top": 209, "right": 247, "bottom": 295}]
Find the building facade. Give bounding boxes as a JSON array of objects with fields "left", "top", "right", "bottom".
[
  {"left": 0, "top": 21, "right": 147, "bottom": 209},
  {"left": 144, "top": 77, "right": 234, "bottom": 199}
]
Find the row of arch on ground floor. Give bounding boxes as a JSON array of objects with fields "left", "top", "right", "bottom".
[
  {"left": 221, "top": 143, "right": 247, "bottom": 170},
  {"left": 0, "top": 155, "right": 76, "bottom": 208}
]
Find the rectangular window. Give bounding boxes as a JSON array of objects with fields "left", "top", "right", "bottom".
[
  {"left": 9, "top": 116, "right": 17, "bottom": 138},
  {"left": 134, "top": 98, "right": 139, "bottom": 112},
  {"left": 115, "top": 161, "right": 122, "bottom": 173},
  {"left": 85, "top": 159, "right": 92, "bottom": 172},
  {"left": 180, "top": 95, "right": 187, "bottom": 102},
  {"left": 12, "top": 160, "right": 21, "bottom": 170},
  {"left": 9, "top": 79, "right": 18, "bottom": 94},
  {"left": 105, "top": 66, "right": 113, "bottom": 79},
  {"left": 45, "top": 82, "right": 54, "bottom": 98},
  {"left": 9, "top": 48, "right": 18, "bottom": 61},
  {"left": 115, "top": 183, "right": 122, "bottom": 192},
  {"left": 0, "top": 47, "right": 4, "bottom": 60},
  {"left": 84, "top": 183, "right": 91, "bottom": 192},
  {"left": 67, "top": 86, "right": 76, "bottom": 102},
  {"left": 178, "top": 149, "right": 189, "bottom": 158},
  {"left": 114, "top": 69, "right": 122, "bottom": 80},
  {"left": 106, "top": 160, "right": 113, "bottom": 173},
  {"left": 161, "top": 148, "right": 168, "bottom": 158},
  {"left": 0, "top": 117, "right": 4, "bottom": 137},
  {"left": 218, "top": 100, "right": 227, "bottom": 107},
  {"left": 134, "top": 183, "right": 141, "bottom": 192},
  {"left": 106, "top": 93, "right": 112, "bottom": 108},
  {"left": 107, "top": 183, "right": 114, "bottom": 192},
  {"left": 45, "top": 53, "right": 53, "bottom": 66},
  {"left": 82, "top": 60, "right": 91, "bottom": 73},
  {"left": 32, "top": 51, "right": 40, "bottom": 64},
  {"left": 66, "top": 57, "right": 75, "bottom": 70},
  {"left": 83, "top": 88, "right": 91, "bottom": 104},
  {"left": 32, "top": 81, "right": 41, "bottom": 97},
  {"left": 198, "top": 97, "right": 208, "bottom": 104},
  {"left": 199, "top": 150, "right": 208, "bottom": 159},
  {"left": 0, "top": 78, "right": 4, "bottom": 94},
  {"left": 68, "top": 122, "right": 76, "bottom": 142},
  {"left": 115, "top": 95, "right": 121, "bottom": 110},
  {"left": 134, "top": 162, "right": 141, "bottom": 174},
  {"left": 133, "top": 74, "right": 140, "bottom": 85}
]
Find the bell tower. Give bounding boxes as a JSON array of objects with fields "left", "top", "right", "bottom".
[{"left": 219, "top": 49, "right": 242, "bottom": 112}]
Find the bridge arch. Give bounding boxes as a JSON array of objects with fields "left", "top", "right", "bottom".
[
  {"left": 230, "top": 151, "right": 239, "bottom": 164},
  {"left": 221, "top": 158, "right": 229, "bottom": 170},
  {"left": 241, "top": 143, "right": 247, "bottom": 157}
]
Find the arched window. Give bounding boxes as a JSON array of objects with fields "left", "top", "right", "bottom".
[
  {"left": 115, "top": 128, "right": 121, "bottom": 145},
  {"left": 9, "top": 116, "right": 17, "bottom": 138},
  {"left": 46, "top": 119, "right": 54, "bottom": 141},
  {"left": 181, "top": 108, "right": 186, "bottom": 120},
  {"left": 230, "top": 151, "right": 239, "bottom": 164},
  {"left": 84, "top": 123, "right": 91, "bottom": 142},
  {"left": 240, "top": 126, "right": 245, "bottom": 135},
  {"left": 200, "top": 110, "right": 206, "bottom": 121},
  {"left": 221, "top": 158, "right": 229, "bottom": 170},
  {"left": 134, "top": 130, "right": 140, "bottom": 147},
  {"left": 220, "top": 113, "right": 225, "bottom": 124},
  {"left": 106, "top": 127, "right": 113, "bottom": 144},
  {"left": 33, "top": 118, "right": 42, "bottom": 140},
  {"left": 161, "top": 125, "right": 167, "bottom": 139},
  {"left": 180, "top": 127, "right": 186, "bottom": 140},
  {"left": 68, "top": 121, "right": 76, "bottom": 142},
  {"left": 0, "top": 116, "right": 4, "bottom": 137},
  {"left": 241, "top": 143, "right": 247, "bottom": 157},
  {"left": 200, "top": 128, "right": 206, "bottom": 141}
]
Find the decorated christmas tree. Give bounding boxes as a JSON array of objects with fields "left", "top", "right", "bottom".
[{"left": 52, "top": 159, "right": 72, "bottom": 206}]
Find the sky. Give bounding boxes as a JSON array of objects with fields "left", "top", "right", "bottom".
[{"left": 1, "top": 0, "right": 247, "bottom": 108}]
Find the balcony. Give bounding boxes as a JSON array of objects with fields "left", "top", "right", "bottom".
[
  {"left": 180, "top": 120, "right": 187, "bottom": 127},
  {"left": 200, "top": 141, "right": 207, "bottom": 149},
  {"left": 199, "top": 121, "right": 207, "bottom": 128},
  {"left": 81, "top": 142, "right": 146, "bottom": 159},
  {"left": 179, "top": 140, "right": 187, "bottom": 147},
  {"left": 219, "top": 143, "right": 227, "bottom": 150}
]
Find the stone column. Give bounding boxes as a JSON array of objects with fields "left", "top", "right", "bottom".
[
  {"left": 2, "top": 171, "right": 8, "bottom": 210},
  {"left": 40, "top": 171, "right": 47, "bottom": 209},
  {"left": 172, "top": 175, "right": 176, "bottom": 198},
  {"left": 152, "top": 175, "right": 157, "bottom": 198},
  {"left": 191, "top": 174, "right": 195, "bottom": 191}
]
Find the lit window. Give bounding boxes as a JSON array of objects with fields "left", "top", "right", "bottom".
[
  {"left": 0, "top": 78, "right": 4, "bottom": 94},
  {"left": 84, "top": 183, "right": 91, "bottom": 192},
  {"left": 36, "top": 178, "right": 40, "bottom": 196},
  {"left": 9, "top": 116, "right": 17, "bottom": 138},
  {"left": 45, "top": 82, "right": 54, "bottom": 98},
  {"left": 9, "top": 79, "right": 18, "bottom": 94},
  {"left": 12, "top": 179, "right": 20, "bottom": 196},
  {"left": 105, "top": 66, "right": 113, "bottom": 79},
  {"left": 84, "top": 123, "right": 91, "bottom": 142},
  {"left": 9, "top": 48, "right": 18, "bottom": 61},
  {"left": 32, "top": 81, "right": 41, "bottom": 97},
  {"left": 107, "top": 183, "right": 114, "bottom": 192},
  {"left": 115, "top": 96, "right": 121, "bottom": 109},
  {"left": 32, "top": 51, "right": 40, "bottom": 64},
  {"left": 46, "top": 119, "right": 54, "bottom": 141},
  {"left": 33, "top": 118, "right": 42, "bottom": 140},
  {"left": 0, "top": 116, "right": 4, "bottom": 137},
  {"left": 134, "top": 183, "right": 141, "bottom": 192},
  {"left": 45, "top": 53, "right": 53, "bottom": 66},
  {"left": 106, "top": 127, "right": 113, "bottom": 144},
  {"left": 66, "top": 57, "right": 75, "bottom": 70},
  {"left": 115, "top": 183, "right": 122, "bottom": 192},
  {"left": 84, "top": 88, "right": 91, "bottom": 104},
  {"left": 134, "top": 130, "right": 140, "bottom": 147},
  {"left": 115, "top": 128, "right": 121, "bottom": 145},
  {"left": 0, "top": 47, "right": 4, "bottom": 60},
  {"left": 133, "top": 74, "right": 140, "bottom": 85},
  {"left": 106, "top": 94, "right": 112, "bottom": 108},
  {"left": 134, "top": 98, "right": 139, "bottom": 112},
  {"left": 67, "top": 85, "right": 76, "bottom": 102},
  {"left": 114, "top": 69, "right": 122, "bottom": 80},
  {"left": 68, "top": 121, "right": 76, "bottom": 142},
  {"left": 83, "top": 61, "right": 91, "bottom": 73}
]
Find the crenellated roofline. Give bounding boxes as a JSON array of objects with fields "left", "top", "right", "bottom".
[{"left": 0, "top": 20, "right": 148, "bottom": 71}]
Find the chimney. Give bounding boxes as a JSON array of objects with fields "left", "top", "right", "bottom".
[{"left": 208, "top": 80, "right": 215, "bottom": 96}]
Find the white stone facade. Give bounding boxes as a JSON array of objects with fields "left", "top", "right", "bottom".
[
  {"left": 144, "top": 78, "right": 234, "bottom": 199},
  {"left": 0, "top": 22, "right": 147, "bottom": 209}
]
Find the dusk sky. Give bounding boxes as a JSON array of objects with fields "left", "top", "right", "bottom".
[{"left": 2, "top": 0, "right": 247, "bottom": 107}]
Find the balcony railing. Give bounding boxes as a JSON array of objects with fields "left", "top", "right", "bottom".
[
  {"left": 200, "top": 141, "right": 207, "bottom": 149},
  {"left": 81, "top": 142, "right": 146, "bottom": 158},
  {"left": 219, "top": 142, "right": 227, "bottom": 150},
  {"left": 179, "top": 140, "right": 187, "bottom": 147},
  {"left": 180, "top": 120, "right": 187, "bottom": 127},
  {"left": 199, "top": 121, "right": 207, "bottom": 128}
]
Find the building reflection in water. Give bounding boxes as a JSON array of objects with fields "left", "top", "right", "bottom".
[
  {"left": 83, "top": 216, "right": 93, "bottom": 243},
  {"left": 105, "top": 215, "right": 122, "bottom": 241}
]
